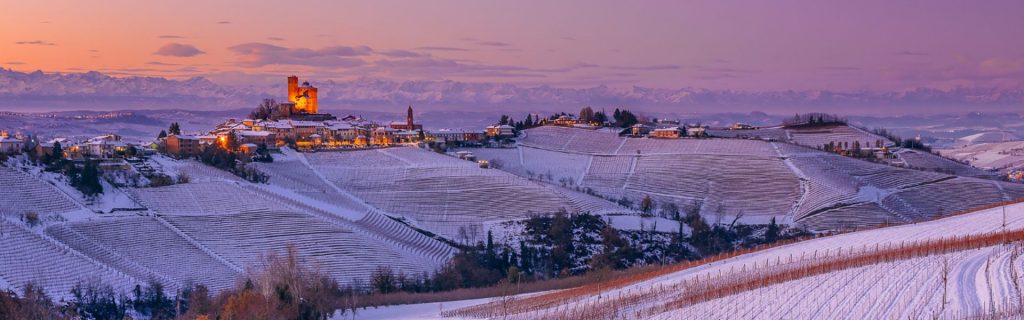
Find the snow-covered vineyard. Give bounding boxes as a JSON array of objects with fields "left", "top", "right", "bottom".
[
  {"left": 277, "top": 146, "right": 628, "bottom": 241},
  {"left": 3, "top": 123, "right": 1024, "bottom": 315},
  {"left": 374, "top": 202, "right": 1024, "bottom": 319},
  {"left": 0, "top": 153, "right": 463, "bottom": 298},
  {"left": 0, "top": 144, "right": 632, "bottom": 298},
  {"left": 470, "top": 126, "right": 1024, "bottom": 231}
]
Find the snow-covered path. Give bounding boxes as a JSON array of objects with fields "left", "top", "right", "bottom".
[{"left": 953, "top": 249, "right": 990, "bottom": 313}]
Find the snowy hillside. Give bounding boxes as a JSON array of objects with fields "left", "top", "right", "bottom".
[
  {"left": 261, "top": 146, "right": 632, "bottom": 242},
  {"left": 376, "top": 201, "right": 1024, "bottom": 319},
  {"left": 959, "top": 131, "right": 1020, "bottom": 145},
  {"left": 940, "top": 140, "right": 1024, "bottom": 172},
  {"left": 0, "top": 154, "right": 456, "bottom": 298},
  {"left": 468, "top": 126, "right": 1024, "bottom": 231}
]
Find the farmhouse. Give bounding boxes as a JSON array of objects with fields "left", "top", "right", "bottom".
[
  {"left": 651, "top": 127, "right": 682, "bottom": 139},
  {"left": 486, "top": 125, "right": 515, "bottom": 137},
  {"left": 0, "top": 136, "right": 24, "bottom": 153}
]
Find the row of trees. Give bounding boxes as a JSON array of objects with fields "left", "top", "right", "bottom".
[
  {"left": 493, "top": 107, "right": 641, "bottom": 136},
  {"left": 157, "top": 122, "right": 183, "bottom": 139},
  {"left": 871, "top": 128, "right": 932, "bottom": 152},
  {"left": 783, "top": 113, "right": 847, "bottom": 128},
  {"left": 366, "top": 207, "right": 805, "bottom": 296}
]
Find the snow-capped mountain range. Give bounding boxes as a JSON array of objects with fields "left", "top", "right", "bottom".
[{"left": 1, "top": 68, "right": 1022, "bottom": 113}]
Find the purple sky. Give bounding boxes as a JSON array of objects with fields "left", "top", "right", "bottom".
[{"left": 2, "top": 0, "right": 1023, "bottom": 92}]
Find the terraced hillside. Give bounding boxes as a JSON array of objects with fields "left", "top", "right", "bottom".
[
  {"left": 0, "top": 166, "right": 83, "bottom": 216},
  {"left": 471, "top": 126, "right": 1024, "bottom": 231},
  {"left": 1, "top": 157, "right": 457, "bottom": 297},
  {"left": 785, "top": 124, "right": 888, "bottom": 149},
  {"left": 278, "top": 147, "right": 628, "bottom": 242},
  {"left": 895, "top": 148, "right": 998, "bottom": 178},
  {"left": 708, "top": 124, "right": 887, "bottom": 149},
  {"left": 0, "top": 219, "right": 139, "bottom": 300}
]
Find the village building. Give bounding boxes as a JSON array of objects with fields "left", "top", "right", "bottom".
[
  {"left": 541, "top": 115, "right": 598, "bottom": 128},
  {"left": 730, "top": 123, "right": 756, "bottom": 130},
  {"left": 627, "top": 123, "right": 652, "bottom": 137},
  {"left": 651, "top": 127, "right": 682, "bottom": 139},
  {"left": 0, "top": 136, "right": 24, "bottom": 153},
  {"left": 430, "top": 129, "right": 484, "bottom": 143},
  {"left": 85, "top": 134, "right": 129, "bottom": 158},
  {"left": 237, "top": 130, "right": 276, "bottom": 146},
  {"left": 686, "top": 126, "right": 707, "bottom": 137},
  {"left": 165, "top": 135, "right": 203, "bottom": 158},
  {"left": 486, "top": 125, "right": 515, "bottom": 137},
  {"left": 34, "top": 138, "right": 70, "bottom": 158},
  {"left": 389, "top": 106, "right": 424, "bottom": 131}
]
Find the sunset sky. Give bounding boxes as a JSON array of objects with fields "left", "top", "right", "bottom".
[{"left": 2, "top": 0, "right": 1023, "bottom": 91}]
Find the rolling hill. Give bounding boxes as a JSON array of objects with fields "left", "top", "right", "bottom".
[{"left": 467, "top": 126, "right": 1024, "bottom": 231}]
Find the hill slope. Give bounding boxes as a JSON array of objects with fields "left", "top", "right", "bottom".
[
  {"left": 469, "top": 126, "right": 1024, "bottom": 231},
  {"left": 398, "top": 201, "right": 1024, "bottom": 319}
]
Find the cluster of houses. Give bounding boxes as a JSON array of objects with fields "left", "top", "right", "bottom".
[
  {"left": 162, "top": 109, "right": 500, "bottom": 158},
  {"left": 0, "top": 132, "right": 139, "bottom": 160},
  {"left": 623, "top": 121, "right": 708, "bottom": 139},
  {"left": 0, "top": 131, "right": 152, "bottom": 174},
  {"left": 157, "top": 76, "right": 504, "bottom": 157}
]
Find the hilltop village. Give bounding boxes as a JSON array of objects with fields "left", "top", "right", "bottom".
[
  {"left": 163, "top": 76, "right": 499, "bottom": 157},
  {"left": 155, "top": 76, "right": 729, "bottom": 160}
]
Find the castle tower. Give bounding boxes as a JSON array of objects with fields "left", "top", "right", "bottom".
[
  {"left": 287, "top": 76, "right": 299, "bottom": 105},
  {"left": 286, "top": 76, "right": 318, "bottom": 114},
  {"left": 407, "top": 105, "right": 414, "bottom": 130}
]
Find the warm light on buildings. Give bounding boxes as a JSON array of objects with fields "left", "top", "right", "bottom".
[{"left": 288, "top": 76, "right": 318, "bottom": 114}]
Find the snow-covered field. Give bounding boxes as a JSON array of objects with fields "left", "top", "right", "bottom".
[
  {"left": 0, "top": 153, "right": 456, "bottom": 298},
  {"left": 414, "top": 201, "right": 1024, "bottom": 319},
  {"left": 940, "top": 140, "right": 1024, "bottom": 172},
  {"left": 473, "top": 126, "right": 1024, "bottom": 231},
  {"left": 292, "top": 146, "right": 631, "bottom": 242},
  {"left": 786, "top": 125, "right": 889, "bottom": 150},
  {"left": 896, "top": 148, "right": 997, "bottom": 178}
]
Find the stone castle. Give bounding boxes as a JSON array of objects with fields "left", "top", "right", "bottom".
[
  {"left": 286, "top": 75, "right": 318, "bottom": 114},
  {"left": 277, "top": 76, "right": 334, "bottom": 121}
]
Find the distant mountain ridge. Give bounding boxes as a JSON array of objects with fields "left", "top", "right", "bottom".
[{"left": 1, "top": 68, "right": 1022, "bottom": 113}]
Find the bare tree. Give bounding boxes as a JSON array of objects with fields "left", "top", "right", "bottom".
[{"left": 941, "top": 257, "right": 950, "bottom": 313}]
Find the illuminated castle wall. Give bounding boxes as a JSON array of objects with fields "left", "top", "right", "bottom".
[{"left": 287, "top": 75, "right": 318, "bottom": 114}]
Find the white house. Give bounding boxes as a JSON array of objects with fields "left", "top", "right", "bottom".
[
  {"left": 0, "top": 136, "right": 24, "bottom": 153},
  {"left": 486, "top": 125, "right": 515, "bottom": 137}
]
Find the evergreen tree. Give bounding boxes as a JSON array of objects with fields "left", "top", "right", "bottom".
[
  {"left": 78, "top": 160, "right": 104, "bottom": 197},
  {"left": 765, "top": 216, "right": 780, "bottom": 243},
  {"left": 157, "top": 130, "right": 167, "bottom": 139},
  {"left": 616, "top": 110, "right": 639, "bottom": 128},
  {"left": 168, "top": 122, "right": 181, "bottom": 135},
  {"left": 594, "top": 111, "right": 608, "bottom": 124},
  {"left": 486, "top": 230, "right": 495, "bottom": 254},
  {"left": 49, "top": 141, "right": 63, "bottom": 165}
]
